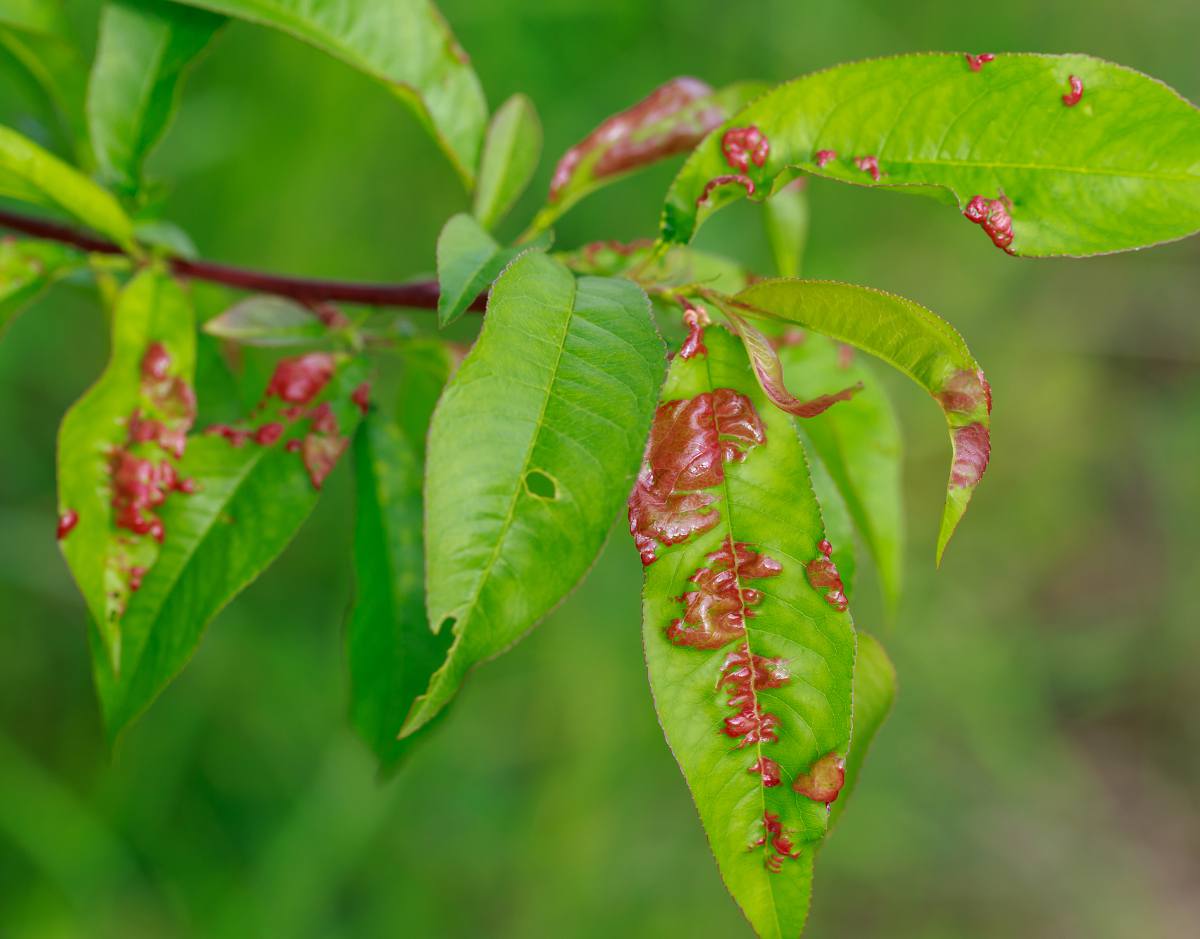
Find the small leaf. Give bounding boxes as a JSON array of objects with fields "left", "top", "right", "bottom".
[
  {"left": 556, "top": 240, "right": 749, "bottom": 298},
  {"left": 828, "top": 630, "right": 895, "bottom": 831},
  {"left": 661, "top": 54, "right": 1200, "bottom": 256},
  {"left": 204, "top": 294, "right": 327, "bottom": 346},
  {"left": 763, "top": 181, "right": 809, "bottom": 277},
  {"left": 734, "top": 279, "right": 989, "bottom": 563},
  {"left": 164, "top": 0, "right": 487, "bottom": 187},
  {"left": 89, "top": 0, "right": 223, "bottom": 196},
  {"left": 636, "top": 323, "right": 855, "bottom": 936},
  {"left": 435, "top": 213, "right": 532, "bottom": 328},
  {"left": 0, "top": 238, "right": 80, "bottom": 336},
  {"left": 133, "top": 218, "right": 198, "bottom": 258},
  {"left": 472, "top": 93, "right": 541, "bottom": 231},
  {"left": 781, "top": 334, "right": 904, "bottom": 612},
  {"left": 347, "top": 344, "right": 454, "bottom": 769},
  {"left": 0, "top": 123, "right": 135, "bottom": 249},
  {"left": 531, "top": 79, "right": 767, "bottom": 232},
  {"left": 402, "top": 253, "right": 665, "bottom": 737}
]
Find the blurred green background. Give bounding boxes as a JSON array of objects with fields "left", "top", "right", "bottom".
[{"left": 2, "top": 1, "right": 1199, "bottom": 936}]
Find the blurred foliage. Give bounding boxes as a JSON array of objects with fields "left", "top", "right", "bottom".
[{"left": 1, "top": 0, "right": 1199, "bottom": 936}]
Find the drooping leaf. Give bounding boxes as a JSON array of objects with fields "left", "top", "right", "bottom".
[
  {"left": 780, "top": 333, "right": 904, "bottom": 611},
  {"left": 636, "top": 322, "right": 855, "bottom": 937},
  {"left": 472, "top": 93, "right": 541, "bottom": 231},
  {"left": 59, "top": 298, "right": 369, "bottom": 739},
  {"left": 0, "top": 1, "right": 90, "bottom": 162},
  {"left": 0, "top": 124, "right": 135, "bottom": 248},
  {"left": 733, "top": 279, "right": 989, "bottom": 563},
  {"left": 347, "top": 344, "right": 454, "bottom": 769},
  {"left": 204, "top": 294, "right": 327, "bottom": 346},
  {"left": 89, "top": 0, "right": 223, "bottom": 196},
  {"left": 164, "top": 0, "right": 487, "bottom": 187},
  {"left": 661, "top": 54, "right": 1200, "bottom": 257},
  {"left": 530, "top": 79, "right": 767, "bottom": 233},
  {"left": 435, "top": 213, "right": 530, "bottom": 328},
  {"left": 402, "top": 252, "right": 665, "bottom": 737},
  {"left": 0, "top": 238, "right": 80, "bottom": 336},
  {"left": 828, "top": 630, "right": 895, "bottom": 832},
  {"left": 762, "top": 180, "right": 809, "bottom": 278}
]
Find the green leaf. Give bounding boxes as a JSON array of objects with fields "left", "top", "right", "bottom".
[
  {"left": 661, "top": 53, "right": 1200, "bottom": 257},
  {"left": 395, "top": 337, "right": 454, "bottom": 460},
  {"left": 435, "top": 213, "right": 528, "bottom": 328},
  {"left": 89, "top": 0, "right": 223, "bottom": 196},
  {"left": 530, "top": 79, "right": 767, "bottom": 234},
  {"left": 763, "top": 181, "right": 809, "bottom": 278},
  {"left": 57, "top": 269, "right": 198, "bottom": 666},
  {"left": 0, "top": 2, "right": 91, "bottom": 164},
  {"left": 780, "top": 334, "right": 903, "bottom": 612},
  {"left": 637, "top": 323, "right": 855, "bottom": 937},
  {"left": 164, "top": 0, "right": 487, "bottom": 187},
  {"left": 0, "top": 238, "right": 80, "bottom": 336},
  {"left": 734, "top": 279, "right": 989, "bottom": 563},
  {"left": 472, "top": 93, "right": 541, "bottom": 231},
  {"left": 347, "top": 346, "right": 453, "bottom": 769},
  {"left": 402, "top": 252, "right": 665, "bottom": 737},
  {"left": 0, "top": 124, "right": 135, "bottom": 248},
  {"left": 806, "top": 443, "right": 857, "bottom": 603},
  {"left": 204, "top": 294, "right": 327, "bottom": 346},
  {"left": 556, "top": 241, "right": 750, "bottom": 301},
  {"left": 828, "top": 630, "right": 895, "bottom": 832}
]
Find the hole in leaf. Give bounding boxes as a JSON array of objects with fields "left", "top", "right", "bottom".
[
  {"left": 438, "top": 616, "right": 457, "bottom": 634},
  {"left": 524, "top": 469, "right": 558, "bottom": 500}
]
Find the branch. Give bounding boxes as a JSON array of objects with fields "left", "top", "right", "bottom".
[{"left": 0, "top": 208, "right": 478, "bottom": 311}]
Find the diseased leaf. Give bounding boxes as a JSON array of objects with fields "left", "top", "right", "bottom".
[
  {"left": 472, "top": 93, "right": 541, "bottom": 231},
  {"left": 828, "top": 630, "right": 895, "bottom": 832},
  {"left": 780, "top": 333, "right": 903, "bottom": 611},
  {"left": 402, "top": 252, "right": 665, "bottom": 737},
  {"left": 734, "top": 279, "right": 989, "bottom": 563},
  {"left": 435, "top": 213, "right": 529, "bottom": 328},
  {"left": 763, "top": 181, "right": 809, "bottom": 278},
  {"left": 164, "top": 0, "right": 487, "bottom": 187},
  {"left": 661, "top": 53, "right": 1200, "bottom": 257},
  {"left": 556, "top": 240, "right": 749, "bottom": 298},
  {"left": 204, "top": 294, "right": 327, "bottom": 346},
  {"left": 806, "top": 444, "right": 857, "bottom": 603},
  {"left": 635, "top": 322, "right": 855, "bottom": 937},
  {"left": 347, "top": 345, "right": 453, "bottom": 769},
  {"left": 89, "top": 0, "right": 223, "bottom": 195},
  {"left": 0, "top": 238, "right": 80, "bottom": 336},
  {"left": 531, "top": 79, "right": 767, "bottom": 232},
  {"left": 0, "top": 124, "right": 135, "bottom": 248}
]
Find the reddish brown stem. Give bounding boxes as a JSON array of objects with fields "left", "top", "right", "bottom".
[{"left": 0, "top": 208, "right": 476, "bottom": 311}]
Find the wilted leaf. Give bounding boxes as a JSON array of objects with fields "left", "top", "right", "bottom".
[
  {"left": 472, "top": 93, "right": 541, "bottom": 231},
  {"left": 661, "top": 53, "right": 1200, "bottom": 257},
  {"left": 637, "top": 322, "right": 855, "bottom": 937},
  {"left": 402, "top": 252, "right": 665, "bottom": 736}
]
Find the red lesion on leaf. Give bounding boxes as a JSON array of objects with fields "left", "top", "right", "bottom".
[
  {"left": 950, "top": 423, "right": 991, "bottom": 488},
  {"left": 964, "top": 52, "right": 995, "bottom": 71},
  {"left": 792, "top": 751, "right": 845, "bottom": 804},
  {"left": 301, "top": 433, "right": 348, "bottom": 489},
  {"left": 696, "top": 173, "right": 755, "bottom": 206},
  {"left": 351, "top": 382, "right": 371, "bottom": 415},
  {"left": 750, "top": 812, "right": 803, "bottom": 873},
  {"left": 748, "top": 757, "right": 782, "bottom": 787},
  {"left": 721, "top": 126, "right": 769, "bottom": 172},
  {"left": 963, "top": 194, "right": 1015, "bottom": 253},
  {"left": 805, "top": 538, "right": 848, "bottom": 611},
  {"left": 678, "top": 300, "right": 711, "bottom": 360},
  {"left": 668, "top": 537, "right": 781, "bottom": 649},
  {"left": 853, "top": 155, "right": 883, "bottom": 181},
  {"left": 253, "top": 422, "right": 284, "bottom": 446},
  {"left": 814, "top": 149, "right": 837, "bottom": 168},
  {"left": 550, "top": 77, "right": 719, "bottom": 200},
  {"left": 1062, "top": 74, "right": 1084, "bottom": 107},
  {"left": 936, "top": 368, "right": 992, "bottom": 415},
  {"left": 627, "top": 389, "right": 766, "bottom": 565},
  {"left": 718, "top": 642, "right": 789, "bottom": 748},
  {"left": 57, "top": 509, "right": 78, "bottom": 540},
  {"left": 266, "top": 352, "right": 335, "bottom": 404}
]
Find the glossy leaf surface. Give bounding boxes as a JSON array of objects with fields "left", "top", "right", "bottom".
[
  {"left": 472, "top": 93, "right": 541, "bottom": 231},
  {"left": 435, "top": 213, "right": 528, "bottom": 328},
  {"left": 639, "top": 324, "right": 855, "bottom": 937},
  {"left": 780, "top": 333, "right": 903, "bottom": 610},
  {"left": 735, "top": 279, "right": 989, "bottom": 563},
  {"left": 0, "top": 124, "right": 134, "bottom": 248},
  {"left": 661, "top": 53, "right": 1200, "bottom": 256},
  {"left": 165, "top": 0, "right": 487, "bottom": 186},
  {"left": 828, "top": 630, "right": 895, "bottom": 831},
  {"left": 0, "top": 239, "right": 80, "bottom": 336},
  {"left": 403, "top": 252, "right": 665, "bottom": 736},
  {"left": 89, "top": 0, "right": 223, "bottom": 195}
]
